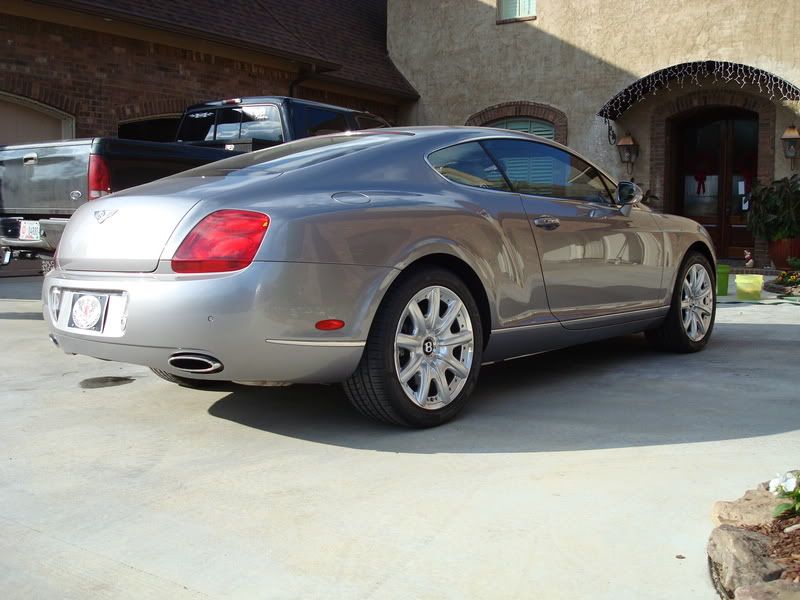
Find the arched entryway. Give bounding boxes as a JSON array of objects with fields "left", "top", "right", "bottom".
[
  {"left": 669, "top": 106, "right": 759, "bottom": 258},
  {"left": 597, "top": 61, "right": 796, "bottom": 262},
  {"left": 651, "top": 90, "right": 776, "bottom": 260}
]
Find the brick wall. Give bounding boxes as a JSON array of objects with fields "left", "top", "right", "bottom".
[{"left": 0, "top": 13, "right": 397, "bottom": 137}]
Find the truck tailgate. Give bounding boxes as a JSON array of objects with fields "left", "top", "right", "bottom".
[{"left": 0, "top": 139, "right": 91, "bottom": 216}]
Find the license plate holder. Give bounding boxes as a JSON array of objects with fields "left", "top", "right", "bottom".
[
  {"left": 67, "top": 292, "right": 109, "bottom": 332},
  {"left": 19, "top": 220, "right": 41, "bottom": 241}
]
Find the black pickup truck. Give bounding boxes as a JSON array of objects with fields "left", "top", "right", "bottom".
[{"left": 0, "top": 97, "right": 387, "bottom": 267}]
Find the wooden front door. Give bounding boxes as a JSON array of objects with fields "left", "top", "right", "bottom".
[{"left": 673, "top": 108, "right": 758, "bottom": 259}]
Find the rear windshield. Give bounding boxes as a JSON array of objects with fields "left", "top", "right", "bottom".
[
  {"left": 176, "top": 105, "right": 284, "bottom": 143},
  {"left": 173, "top": 133, "right": 409, "bottom": 178}
]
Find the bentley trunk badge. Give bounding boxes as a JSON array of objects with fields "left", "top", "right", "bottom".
[{"left": 94, "top": 209, "right": 118, "bottom": 224}]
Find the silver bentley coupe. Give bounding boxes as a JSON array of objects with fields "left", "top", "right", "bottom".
[{"left": 44, "top": 127, "right": 716, "bottom": 427}]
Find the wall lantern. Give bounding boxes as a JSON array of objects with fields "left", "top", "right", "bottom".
[
  {"left": 617, "top": 133, "right": 639, "bottom": 175},
  {"left": 781, "top": 124, "right": 799, "bottom": 170}
]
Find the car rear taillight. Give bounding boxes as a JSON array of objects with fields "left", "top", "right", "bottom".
[
  {"left": 171, "top": 210, "right": 270, "bottom": 273},
  {"left": 88, "top": 154, "right": 111, "bottom": 199}
]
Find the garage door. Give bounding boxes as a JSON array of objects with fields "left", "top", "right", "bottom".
[{"left": 0, "top": 98, "right": 67, "bottom": 145}]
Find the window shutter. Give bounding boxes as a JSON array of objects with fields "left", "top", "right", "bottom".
[
  {"left": 488, "top": 118, "right": 555, "bottom": 192},
  {"left": 528, "top": 120, "right": 554, "bottom": 139},
  {"left": 499, "top": 0, "right": 516, "bottom": 20},
  {"left": 520, "top": 0, "right": 537, "bottom": 18},
  {"left": 498, "top": 0, "right": 536, "bottom": 20}
]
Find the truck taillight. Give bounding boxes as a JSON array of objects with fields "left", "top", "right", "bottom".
[
  {"left": 171, "top": 210, "right": 270, "bottom": 274},
  {"left": 88, "top": 154, "right": 111, "bottom": 199}
]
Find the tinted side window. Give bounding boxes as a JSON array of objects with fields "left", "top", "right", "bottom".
[
  {"left": 482, "top": 139, "right": 613, "bottom": 204},
  {"left": 356, "top": 115, "right": 388, "bottom": 130},
  {"left": 428, "top": 142, "right": 510, "bottom": 191},
  {"left": 293, "top": 107, "right": 349, "bottom": 137}
]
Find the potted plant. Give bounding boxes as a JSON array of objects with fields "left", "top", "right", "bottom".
[{"left": 747, "top": 175, "right": 800, "bottom": 269}]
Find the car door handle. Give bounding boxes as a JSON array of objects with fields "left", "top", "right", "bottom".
[
  {"left": 23, "top": 153, "right": 38, "bottom": 166},
  {"left": 533, "top": 216, "right": 560, "bottom": 230}
]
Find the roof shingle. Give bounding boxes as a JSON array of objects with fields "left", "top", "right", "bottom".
[{"left": 32, "top": 0, "right": 417, "bottom": 98}]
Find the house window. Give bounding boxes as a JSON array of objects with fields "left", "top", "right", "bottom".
[
  {"left": 497, "top": 0, "right": 536, "bottom": 22},
  {"left": 487, "top": 117, "right": 554, "bottom": 139}
]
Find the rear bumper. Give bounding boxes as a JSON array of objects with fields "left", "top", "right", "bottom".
[
  {"left": 0, "top": 236, "right": 53, "bottom": 252},
  {"left": 51, "top": 333, "right": 365, "bottom": 384},
  {"left": 43, "top": 261, "right": 396, "bottom": 383}
]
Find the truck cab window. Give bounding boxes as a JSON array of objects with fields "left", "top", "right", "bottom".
[
  {"left": 177, "top": 110, "right": 215, "bottom": 142},
  {"left": 213, "top": 108, "right": 242, "bottom": 140},
  {"left": 240, "top": 105, "right": 283, "bottom": 142},
  {"left": 293, "top": 107, "right": 349, "bottom": 138},
  {"left": 356, "top": 115, "right": 388, "bottom": 130}
]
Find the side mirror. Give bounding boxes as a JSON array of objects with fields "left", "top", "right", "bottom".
[{"left": 616, "top": 181, "right": 644, "bottom": 216}]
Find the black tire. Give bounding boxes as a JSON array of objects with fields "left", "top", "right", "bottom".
[
  {"left": 343, "top": 267, "right": 484, "bottom": 427},
  {"left": 646, "top": 251, "right": 716, "bottom": 353},
  {"left": 150, "top": 368, "right": 222, "bottom": 389}
]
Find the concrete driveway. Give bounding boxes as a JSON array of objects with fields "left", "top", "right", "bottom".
[{"left": 1, "top": 275, "right": 798, "bottom": 599}]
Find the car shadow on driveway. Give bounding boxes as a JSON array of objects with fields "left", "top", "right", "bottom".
[
  {"left": 207, "top": 323, "right": 798, "bottom": 454},
  {"left": 0, "top": 275, "right": 43, "bottom": 299}
]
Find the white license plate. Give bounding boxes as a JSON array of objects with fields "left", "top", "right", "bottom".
[{"left": 19, "top": 220, "right": 41, "bottom": 241}]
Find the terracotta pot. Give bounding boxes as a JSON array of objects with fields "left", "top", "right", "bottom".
[{"left": 768, "top": 238, "right": 800, "bottom": 269}]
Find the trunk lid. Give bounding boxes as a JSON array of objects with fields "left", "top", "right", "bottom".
[{"left": 58, "top": 194, "right": 201, "bottom": 272}]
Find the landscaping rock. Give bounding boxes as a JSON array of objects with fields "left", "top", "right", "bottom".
[
  {"left": 708, "top": 525, "right": 784, "bottom": 594},
  {"left": 734, "top": 580, "right": 800, "bottom": 600},
  {"left": 784, "top": 523, "right": 800, "bottom": 534},
  {"left": 713, "top": 485, "right": 784, "bottom": 528}
]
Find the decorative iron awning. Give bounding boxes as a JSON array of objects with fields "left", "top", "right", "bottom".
[{"left": 598, "top": 61, "right": 800, "bottom": 121}]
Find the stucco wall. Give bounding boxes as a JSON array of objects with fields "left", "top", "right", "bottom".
[{"left": 387, "top": 0, "right": 800, "bottom": 186}]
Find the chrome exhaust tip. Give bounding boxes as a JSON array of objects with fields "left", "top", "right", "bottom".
[{"left": 167, "top": 353, "right": 223, "bottom": 374}]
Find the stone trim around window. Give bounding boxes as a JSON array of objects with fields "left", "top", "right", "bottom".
[{"left": 465, "top": 101, "right": 567, "bottom": 145}]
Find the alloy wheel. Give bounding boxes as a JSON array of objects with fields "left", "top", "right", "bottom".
[
  {"left": 681, "top": 263, "right": 714, "bottom": 342},
  {"left": 393, "top": 285, "right": 474, "bottom": 410}
]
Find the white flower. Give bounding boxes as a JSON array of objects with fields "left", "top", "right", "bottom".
[{"left": 769, "top": 471, "right": 799, "bottom": 494}]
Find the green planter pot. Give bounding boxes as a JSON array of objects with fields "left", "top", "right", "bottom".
[{"left": 716, "top": 264, "right": 731, "bottom": 296}]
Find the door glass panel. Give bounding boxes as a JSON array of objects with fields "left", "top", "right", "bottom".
[
  {"left": 730, "top": 119, "right": 758, "bottom": 222},
  {"left": 482, "top": 139, "right": 612, "bottom": 203},
  {"left": 680, "top": 120, "right": 721, "bottom": 218}
]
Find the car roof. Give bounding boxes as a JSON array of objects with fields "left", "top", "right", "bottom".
[
  {"left": 370, "top": 126, "right": 618, "bottom": 184},
  {"left": 185, "top": 96, "right": 371, "bottom": 114}
]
